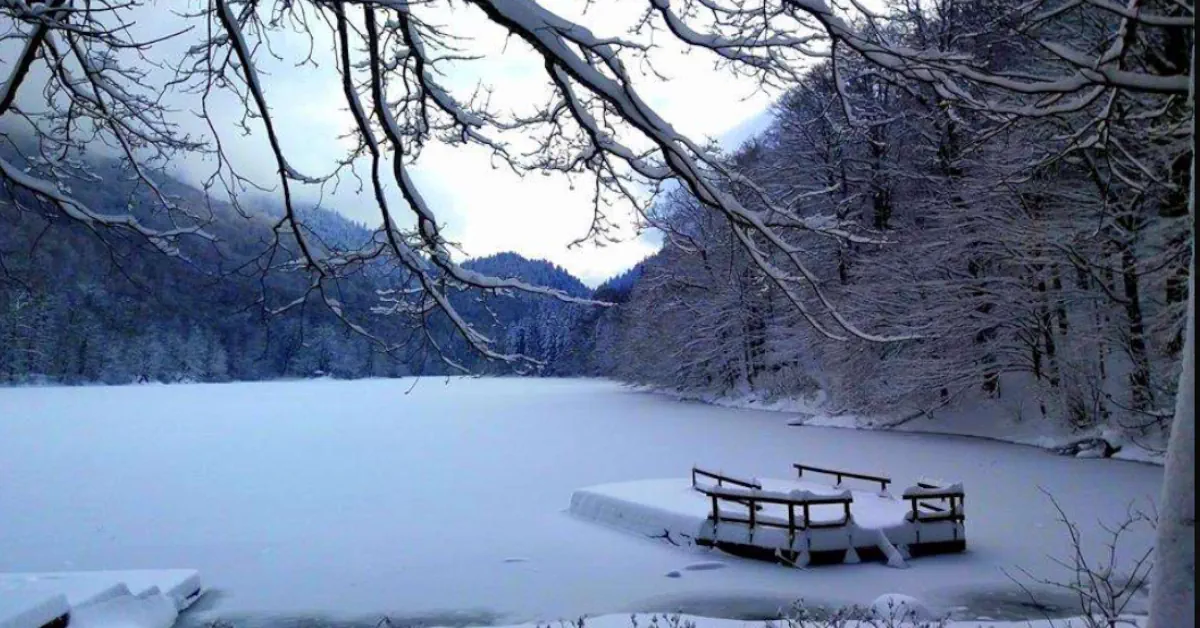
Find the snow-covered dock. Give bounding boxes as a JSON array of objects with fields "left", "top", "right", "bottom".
[
  {"left": 569, "top": 466, "right": 965, "bottom": 567},
  {"left": 0, "top": 570, "right": 202, "bottom": 628}
]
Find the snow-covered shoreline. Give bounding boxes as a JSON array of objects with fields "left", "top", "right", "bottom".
[
  {"left": 1, "top": 376, "right": 1174, "bottom": 467},
  {"left": 170, "top": 610, "right": 1145, "bottom": 628},
  {"left": 628, "top": 384, "right": 1165, "bottom": 466}
]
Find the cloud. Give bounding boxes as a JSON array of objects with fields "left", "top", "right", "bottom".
[{"left": 149, "top": 2, "right": 781, "bottom": 285}]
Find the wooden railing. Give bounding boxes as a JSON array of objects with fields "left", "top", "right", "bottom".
[
  {"left": 696, "top": 485, "right": 854, "bottom": 535},
  {"left": 903, "top": 483, "right": 965, "bottom": 522},
  {"left": 691, "top": 467, "right": 762, "bottom": 491},
  {"left": 692, "top": 467, "right": 763, "bottom": 510},
  {"left": 793, "top": 463, "right": 892, "bottom": 493}
]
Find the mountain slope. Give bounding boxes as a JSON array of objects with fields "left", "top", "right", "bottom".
[{"left": 0, "top": 156, "right": 612, "bottom": 383}]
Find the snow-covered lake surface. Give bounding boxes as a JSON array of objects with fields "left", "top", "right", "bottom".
[{"left": 0, "top": 378, "right": 1162, "bottom": 625}]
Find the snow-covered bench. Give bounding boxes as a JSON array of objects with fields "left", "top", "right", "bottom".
[
  {"left": 902, "top": 481, "right": 966, "bottom": 523},
  {"left": 900, "top": 481, "right": 967, "bottom": 554}
]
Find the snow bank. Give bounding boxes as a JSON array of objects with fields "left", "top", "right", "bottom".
[
  {"left": 0, "top": 572, "right": 200, "bottom": 613},
  {"left": 634, "top": 385, "right": 827, "bottom": 417},
  {"left": 660, "top": 384, "right": 1166, "bottom": 465},
  {"left": 69, "top": 592, "right": 177, "bottom": 628},
  {"left": 0, "top": 571, "right": 200, "bottom": 628},
  {"left": 570, "top": 479, "right": 709, "bottom": 543},
  {"left": 0, "top": 593, "right": 67, "bottom": 628},
  {"left": 435, "top": 611, "right": 1140, "bottom": 628},
  {"left": 0, "top": 578, "right": 128, "bottom": 612}
]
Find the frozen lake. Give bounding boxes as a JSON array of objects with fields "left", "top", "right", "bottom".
[{"left": 0, "top": 378, "right": 1163, "bottom": 624}]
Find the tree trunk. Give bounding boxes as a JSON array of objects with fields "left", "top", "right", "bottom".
[
  {"left": 1147, "top": 266, "right": 1196, "bottom": 627},
  {"left": 1052, "top": 267, "right": 1068, "bottom": 336},
  {"left": 1120, "top": 242, "right": 1154, "bottom": 411},
  {"left": 1147, "top": 46, "right": 1195, "bottom": 627}
]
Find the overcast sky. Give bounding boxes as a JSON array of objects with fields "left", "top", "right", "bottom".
[{"left": 154, "top": 1, "right": 783, "bottom": 287}]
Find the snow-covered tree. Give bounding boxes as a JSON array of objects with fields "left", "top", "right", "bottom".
[{"left": 1, "top": 0, "right": 1191, "bottom": 621}]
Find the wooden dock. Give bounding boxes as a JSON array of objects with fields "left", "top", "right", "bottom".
[
  {"left": 691, "top": 464, "right": 966, "bottom": 566},
  {"left": 568, "top": 464, "right": 966, "bottom": 568}
]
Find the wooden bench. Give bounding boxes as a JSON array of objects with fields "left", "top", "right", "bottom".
[
  {"left": 793, "top": 463, "right": 891, "bottom": 493},
  {"left": 913, "top": 481, "right": 949, "bottom": 513},
  {"left": 902, "top": 483, "right": 965, "bottom": 522}
]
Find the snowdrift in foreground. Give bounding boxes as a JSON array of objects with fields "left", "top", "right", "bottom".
[
  {"left": 451, "top": 610, "right": 1141, "bottom": 628},
  {"left": 0, "top": 570, "right": 201, "bottom": 628}
]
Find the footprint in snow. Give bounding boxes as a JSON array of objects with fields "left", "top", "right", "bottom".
[
  {"left": 502, "top": 557, "right": 530, "bottom": 564},
  {"left": 665, "top": 571, "right": 682, "bottom": 578},
  {"left": 683, "top": 561, "right": 727, "bottom": 571}
]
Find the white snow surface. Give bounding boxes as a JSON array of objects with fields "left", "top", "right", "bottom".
[
  {"left": 0, "top": 571, "right": 200, "bottom": 612},
  {"left": 0, "top": 592, "right": 67, "bottom": 628},
  {"left": 69, "top": 592, "right": 178, "bottom": 628},
  {"left": 870, "top": 594, "right": 934, "bottom": 622},
  {"left": 0, "top": 577, "right": 129, "bottom": 611},
  {"left": 0, "top": 570, "right": 198, "bottom": 628},
  {"left": 440, "top": 611, "right": 1138, "bottom": 628},
  {"left": 0, "top": 378, "right": 1162, "bottom": 624}
]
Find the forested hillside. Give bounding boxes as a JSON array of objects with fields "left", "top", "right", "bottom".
[
  {"left": 441, "top": 253, "right": 597, "bottom": 375},
  {"left": 0, "top": 154, "right": 602, "bottom": 382},
  {"left": 589, "top": 1, "right": 1191, "bottom": 448}
]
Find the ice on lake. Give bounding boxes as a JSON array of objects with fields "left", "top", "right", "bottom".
[{"left": 0, "top": 378, "right": 1162, "bottom": 624}]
